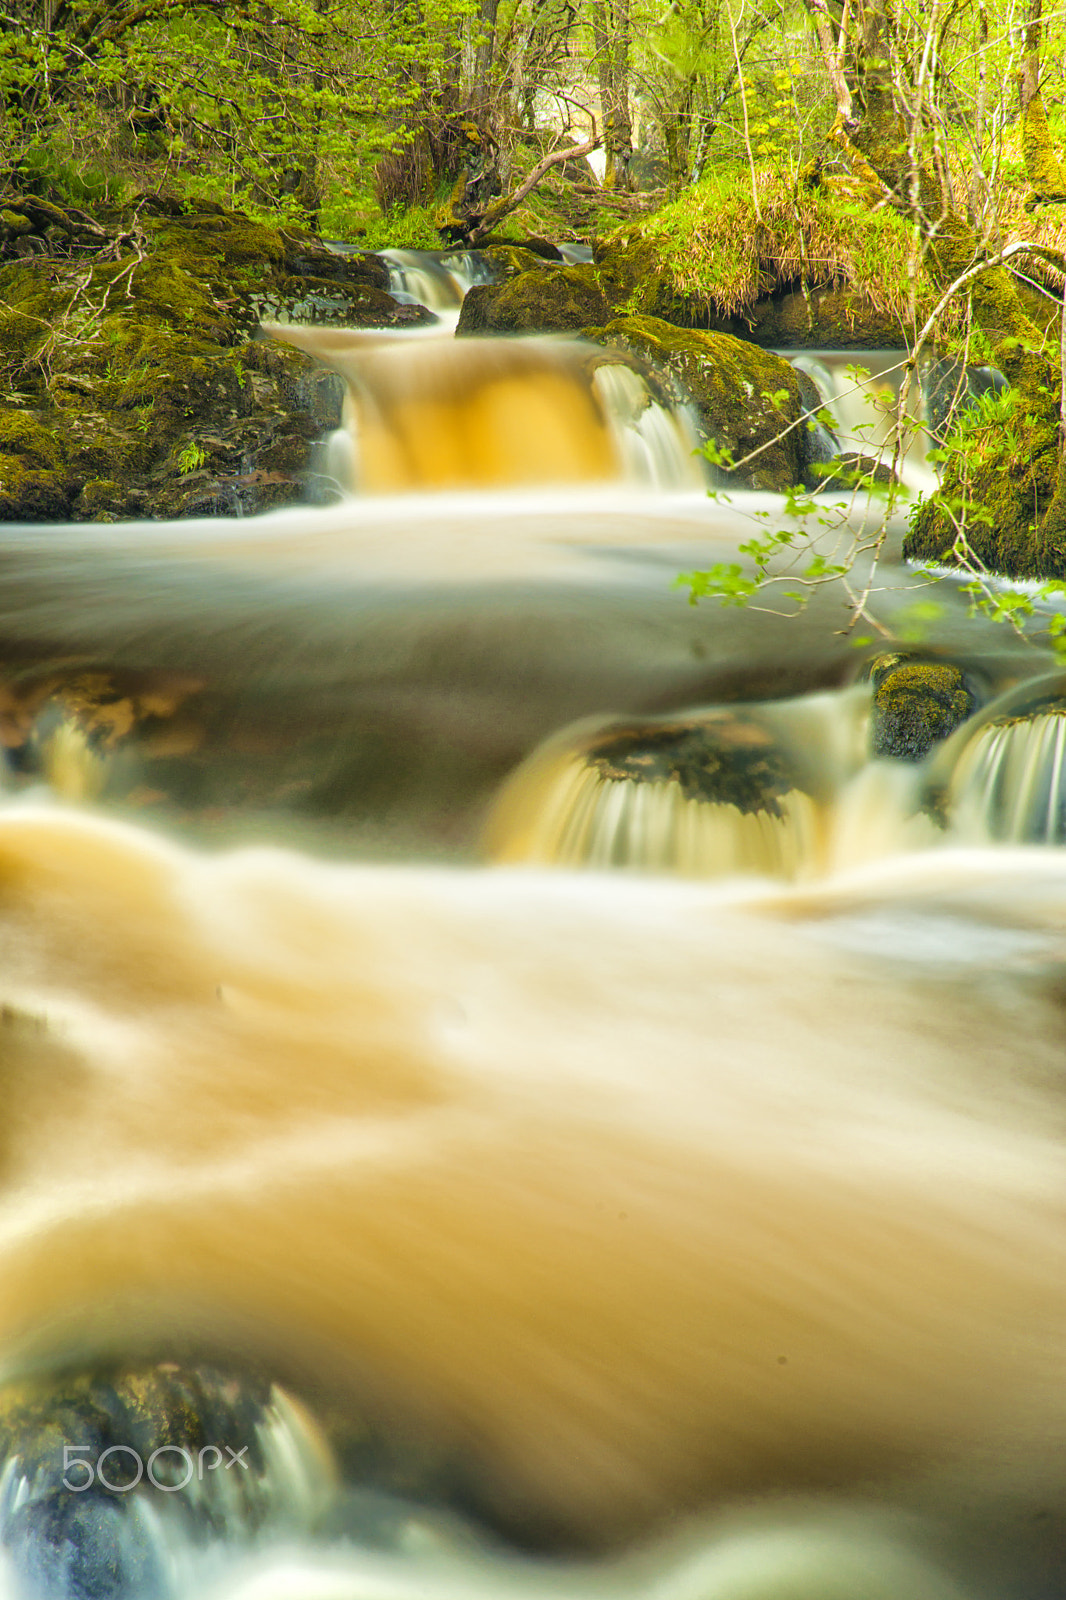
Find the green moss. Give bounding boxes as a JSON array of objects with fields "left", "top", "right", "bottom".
[
  {"left": 0, "top": 411, "right": 64, "bottom": 471},
  {"left": 74, "top": 478, "right": 134, "bottom": 520},
  {"left": 0, "top": 209, "right": 33, "bottom": 238},
  {"left": 477, "top": 245, "right": 550, "bottom": 279},
  {"left": 588, "top": 315, "right": 804, "bottom": 491},
  {"left": 0, "top": 201, "right": 407, "bottom": 521},
  {"left": 0, "top": 458, "right": 70, "bottom": 520},
  {"left": 457, "top": 264, "right": 609, "bottom": 336},
  {"left": 868, "top": 658, "right": 978, "bottom": 760},
  {"left": 161, "top": 212, "right": 287, "bottom": 267},
  {"left": 904, "top": 380, "right": 1061, "bottom": 578},
  {"left": 594, "top": 168, "right": 927, "bottom": 333}
]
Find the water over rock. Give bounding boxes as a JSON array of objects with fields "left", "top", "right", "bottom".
[{"left": 584, "top": 315, "right": 807, "bottom": 491}]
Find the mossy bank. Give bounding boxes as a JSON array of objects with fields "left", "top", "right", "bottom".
[{"left": 0, "top": 200, "right": 429, "bottom": 521}]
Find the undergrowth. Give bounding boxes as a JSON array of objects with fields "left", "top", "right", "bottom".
[{"left": 607, "top": 167, "right": 944, "bottom": 330}]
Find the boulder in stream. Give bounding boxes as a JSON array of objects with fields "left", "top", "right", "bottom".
[{"left": 584, "top": 315, "right": 808, "bottom": 491}]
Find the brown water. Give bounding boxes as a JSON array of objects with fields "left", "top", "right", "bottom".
[{"left": 1, "top": 323, "right": 1066, "bottom": 1600}]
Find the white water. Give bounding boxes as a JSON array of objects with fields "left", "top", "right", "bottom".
[
  {"left": 2, "top": 258, "right": 1066, "bottom": 1600},
  {"left": 787, "top": 350, "right": 936, "bottom": 492}
]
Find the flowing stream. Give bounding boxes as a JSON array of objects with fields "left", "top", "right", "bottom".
[{"left": 0, "top": 262, "right": 1065, "bottom": 1600}]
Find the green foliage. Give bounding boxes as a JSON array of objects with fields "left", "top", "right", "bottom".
[
  {"left": 676, "top": 469, "right": 865, "bottom": 616},
  {"left": 0, "top": 0, "right": 477, "bottom": 225},
  {"left": 608, "top": 165, "right": 929, "bottom": 325},
  {"left": 356, "top": 204, "right": 451, "bottom": 251}
]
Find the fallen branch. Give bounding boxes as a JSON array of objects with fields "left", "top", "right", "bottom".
[{"left": 437, "top": 134, "right": 602, "bottom": 247}]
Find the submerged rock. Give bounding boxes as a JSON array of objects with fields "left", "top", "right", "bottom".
[
  {"left": 586, "top": 713, "right": 804, "bottom": 815},
  {"left": 483, "top": 701, "right": 853, "bottom": 882}
]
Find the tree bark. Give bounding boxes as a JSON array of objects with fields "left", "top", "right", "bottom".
[
  {"left": 591, "top": 0, "right": 633, "bottom": 190},
  {"left": 1018, "top": 0, "right": 1066, "bottom": 207}
]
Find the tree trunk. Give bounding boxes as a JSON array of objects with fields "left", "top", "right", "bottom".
[
  {"left": 591, "top": 0, "right": 633, "bottom": 190},
  {"left": 1018, "top": 0, "right": 1066, "bottom": 207},
  {"left": 435, "top": 134, "right": 599, "bottom": 245}
]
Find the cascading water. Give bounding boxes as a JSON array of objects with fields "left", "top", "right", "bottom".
[
  {"left": 273, "top": 322, "right": 703, "bottom": 494},
  {"left": 2, "top": 244, "right": 1066, "bottom": 1600},
  {"left": 920, "top": 671, "right": 1066, "bottom": 845},
  {"left": 484, "top": 689, "right": 872, "bottom": 881},
  {"left": 787, "top": 350, "right": 936, "bottom": 491},
  {"left": 379, "top": 249, "right": 497, "bottom": 314}
]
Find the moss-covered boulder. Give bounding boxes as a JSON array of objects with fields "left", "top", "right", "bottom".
[
  {"left": 867, "top": 654, "right": 979, "bottom": 761},
  {"left": 585, "top": 315, "right": 806, "bottom": 491},
  {"left": 457, "top": 263, "right": 610, "bottom": 336},
  {"left": 592, "top": 173, "right": 919, "bottom": 342},
  {"left": 0, "top": 202, "right": 416, "bottom": 521},
  {"left": 902, "top": 393, "right": 1060, "bottom": 578},
  {"left": 477, "top": 244, "right": 554, "bottom": 280}
]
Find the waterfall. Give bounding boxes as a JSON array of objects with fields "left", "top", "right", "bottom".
[
  {"left": 379, "top": 249, "right": 496, "bottom": 312},
  {"left": 923, "top": 673, "right": 1066, "bottom": 844},
  {"left": 786, "top": 350, "right": 935, "bottom": 492},
  {"left": 270, "top": 323, "right": 703, "bottom": 493},
  {"left": 484, "top": 690, "right": 874, "bottom": 881}
]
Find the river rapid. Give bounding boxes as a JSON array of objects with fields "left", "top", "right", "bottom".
[{"left": 0, "top": 261, "right": 1064, "bottom": 1600}]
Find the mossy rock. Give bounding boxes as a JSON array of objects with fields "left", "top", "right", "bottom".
[
  {"left": 903, "top": 425, "right": 1060, "bottom": 578},
  {"left": 0, "top": 459, "right": 71, "bottom": 521},
  {"left": 476, "top": 244, "right": 551, "bottom": 279},
  {"left": 0, "top": 411, "right": 63, "bottom": 471},
  {"left": 456, "top": 263, "right": 610, "bottom": 336},
  {"left": 72, "top": 478, "right": 147, "bottom": 521},
  {"left": 280, "top": 236, "right": 391, "bottom": 291},
  {"left": 0, "top": 261, "right": 71, "bottom": 374},
  {"left": 585, "top": 315, "right": 805, "bottom": 491},
  {"left": 0, "top": 202, "right": 379, "bottom": 520},
  {"left": 250, "top": 278, "right": 431, "bottom": 329},
  {"left": 592, "top": 233, "right": 902, "bottom": 344},
  {"left": 867, "top": 655, "right": 979, "bottom": 761},
  {"left": 159, "top": 211, "right": 287, "bottom": 267},
  {"left": 587, "top": 713, "right": 804, "bottom": 817},
  {"left": 713, "top": 286, "right": 904, "bottom": 349}
]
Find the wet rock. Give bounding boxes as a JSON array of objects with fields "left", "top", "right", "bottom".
[
  {"left": 867, "top": 654, "right": 979, "bottom": 761},
  {"left": 0, "top": 203, "right": 409, "bottom": 521},
  {"left": 486, "top": 705, "right": 827, "bottom": 882},
  {"left": 584, "top": 315, "right": 805, "bottom": 491},
  {"left": 0, "top": 1361, "right": 333, "bottom": 1600},
  {"left": 587, "top": 713, "right": 804, "bottom": 816},
  {"left": 456, "top": 264, "right": 610, "bottom": 335},
  {"left": 474, "top": 244, "right": 550, "bottom": 280}
]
